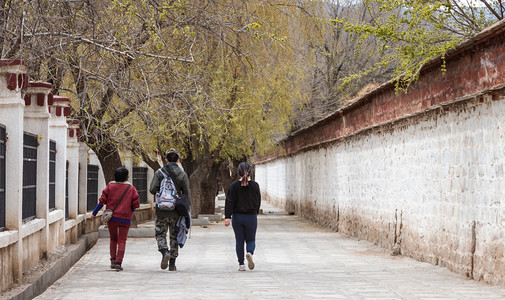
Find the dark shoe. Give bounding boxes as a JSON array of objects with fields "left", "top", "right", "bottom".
[
  {"left": 110, "top": 259, "right": 116, "bottom": 269},
  {"left": 169, "top": 257, "right": 177, "bottom": 271},
  {"left": 160, "top": 250, "right": 170, "bottom": 270},
  {"left": 115, "top": 264, "right": 123, "bottom": 272}
]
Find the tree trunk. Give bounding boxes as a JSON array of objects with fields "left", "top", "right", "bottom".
[
  {"left": 140, "top": 151, "right": 161, "bottom": 171},
  {"left": 92, "top": 143, "right": 123, "bottom": 183},
  {"left": 187, "top": 153, "right": 219, "bottom": 218},
  {"left": 188, "top": 170, "right": 204, "bottom": 218},
  {"left": 219, "top": 159, "right": 241, "bottom": 197},
  {"left": 199, "top": 163, "right": 219, "bottom": 214}
]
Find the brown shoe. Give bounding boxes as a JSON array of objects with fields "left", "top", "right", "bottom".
[
  {"left": 161, "top": 250, "right": 170, "bottom": 270},
  {"left": 169, "top": 257, "right": 177, "bottom": 271}
]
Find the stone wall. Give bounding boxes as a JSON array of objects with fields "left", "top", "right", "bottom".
[
  {"left": 0, "top": 59, "right": 157, "bottom": 294},
  {"left": 256, "top": 20, "right": 505, "bottom": 284}
]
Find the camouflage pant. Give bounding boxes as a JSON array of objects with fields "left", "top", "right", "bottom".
[{"left": 155, "top": 215, "right": 179, "bottom": 258}]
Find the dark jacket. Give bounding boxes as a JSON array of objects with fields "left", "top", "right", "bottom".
[
  {"left": 98, "top": 182, "right": 140, "bottom": 221},
  {"left": 149, "top": 163, "right": 191, "bottom": 217},
  {"left": 225, "top": 180, "right": 261, "bottom": 219}
]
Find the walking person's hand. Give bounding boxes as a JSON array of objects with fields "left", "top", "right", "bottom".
[
  {"left": 224, "top": 218, "right": 231, "bottom": 227},
  {"left": 90, "top": 214, "right": 95, "bottom": 221}
]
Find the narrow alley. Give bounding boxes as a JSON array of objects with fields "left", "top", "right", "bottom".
[{"left": 35, "top": 202, "right": 505, "bottom": 300}]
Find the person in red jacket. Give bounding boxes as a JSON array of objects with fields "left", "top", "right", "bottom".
[{"left": 91, "top": 167, "right": 140, "bottom": 271}]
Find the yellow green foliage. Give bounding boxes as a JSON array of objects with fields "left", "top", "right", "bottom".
[{"left": 329, "top": 0, "right": 498, "bottom": 92}]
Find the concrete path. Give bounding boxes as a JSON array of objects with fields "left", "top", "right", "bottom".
[{"left": 35, "top": 202, "right": 505, "bottom": 299}]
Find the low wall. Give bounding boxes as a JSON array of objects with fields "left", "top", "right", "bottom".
[
  {"left": 257, "top": 20, "right": 505, "bottom": 284},
  {"left": 0, "top": 59, "right": 158, "bottom": 294},
  {"left": 22, "top": 231, "right": 43, "bottom": 273},
  {"left": 0, "top": 240, "right": 15, "bottom": 292},
  {"left": 132, "top": 204, "right": 154, "bottom": 226}
]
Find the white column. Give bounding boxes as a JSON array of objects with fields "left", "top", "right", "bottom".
[
  {"left": 66, "top": 120, "right": 80, "bottom": 220},
  {"left": 49, "top": 95, "right": 70, "bottom": 247},
  {"left": 78, "top": 143, "right": 88, "bottom": 215},
  {"left": 147, "top": 167, "right": 155, "bottom": 205},
  {"left": 89, "top": 150, "right": 106, "bottom": 196},
  {"left": 66, "top": 119, "right": 80, "bottom": 242},
  {"left": 123, "top": 151, "right": 133, "bottom": 181},
  {"left": 0, "top": 59, "right": 28, "bottom": 284},
  {"left": 24, "top": 81, "right": 52, "bottom": 255}
]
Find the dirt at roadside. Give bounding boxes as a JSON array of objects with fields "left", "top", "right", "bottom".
[{"left": 0, "top": 247, "right": 68, "bottom": 300}]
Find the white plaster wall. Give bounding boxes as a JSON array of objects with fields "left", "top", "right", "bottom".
[
  {"left": 88, "top": 150, "right": 106, "bottom": 194},
  {"left": 257, "top": 98, "right": 505, "bottom": 283},
  {"left": 66, "top": 137, "right": 80, "bottom": 219}
]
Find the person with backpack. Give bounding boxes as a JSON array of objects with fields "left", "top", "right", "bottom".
[
  {"left": 90, "top": 167, "right": 140, "bottom": 271},
  {"left": 224, "top": 162, "right": 261, "bottom": 271},
  {"left": 149, "top": 148, "right": 191, "bottom": 271}
]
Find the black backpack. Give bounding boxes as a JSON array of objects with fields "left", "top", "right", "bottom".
[{"left": 164, "top": 167, "right": 190, "bottom": 216}]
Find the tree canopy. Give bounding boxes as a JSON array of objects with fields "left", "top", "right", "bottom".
[
  {"left": 328, "top": 0, "right": 503, "bottom": 91},
  {"left": 0, "top": 0, "right": 501, "bottom": 215}
]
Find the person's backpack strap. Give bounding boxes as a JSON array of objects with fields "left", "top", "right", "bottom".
[
  {"left": 160, "top": 167, "right": 171, "bottom": 180},
  {"left": 158, "top": 167, "right": 173, "bottom": 190},
  {"left": 159, "top": 167, "right": 170, "bottom": 179}
]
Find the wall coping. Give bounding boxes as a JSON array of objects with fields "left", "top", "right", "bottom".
[
  {"left": 0, "top": 230, "right": 18, "bottom": 248},
  {"left": 64, "top": 219, "right": 76, "bottom": 231},
  {"left": 76, "top": 214, "right": 85, "bottom": 224},
  {"left": 0, "top": 59, "right": 27, "bottom": 67},
  {"left": 257, "top": 83, "right": 505, "bottom": 165},
  {"left": 21, "top": 218, "right": 45, "bottom": 239},
  {"left": 290, "top": 19, "right": 505, "bottom": 139},
  {"left": 67, "top": 119, "right": 80, "bottom": 126},
  {"left": 28, "top": 81, "right": 52, "bottom": 89},
  {"left": 51, "top": 95, "right": 70, "bottom": 103},
  {"left": 50, "top": 96, "right": 72, "bottom": 118},
  {"left": 48, "top": 210, "right": 64, "bottom": 224},
  {"left": 138, "top": 203, "right": 152, "bottom": 210},
  {"left": 255, "top": 19, "right": 505, "bottom": 164}
]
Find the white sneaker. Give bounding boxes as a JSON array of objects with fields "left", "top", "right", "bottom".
[
  {"left": 246, "top": 253, "right": 255, "bottom": 270},
  {"left": 238, "top": 265, "right": 246, "bottom": 271}
]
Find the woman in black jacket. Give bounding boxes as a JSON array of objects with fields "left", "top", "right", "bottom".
[{"left": 224, "top": 162, "right": 261, "bottom": 271}]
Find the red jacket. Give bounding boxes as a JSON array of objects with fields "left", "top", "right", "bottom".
[{"left": 99, "top": 182, "right": 140, "bottom": 220}]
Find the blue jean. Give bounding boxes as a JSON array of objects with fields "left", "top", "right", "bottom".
[{"left": 232, "top": 214, "right": 257, "bottom": 265}]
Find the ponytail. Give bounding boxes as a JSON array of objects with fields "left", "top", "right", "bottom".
[{"left": 237, "top": 162, "right": 251, "bottom": 187}]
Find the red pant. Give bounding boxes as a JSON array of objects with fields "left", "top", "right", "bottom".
[{"left": 107, "top": 221, "right": 130, "bottom": 263}]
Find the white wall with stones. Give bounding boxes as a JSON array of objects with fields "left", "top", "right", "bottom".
[{"left": 256, "top": 96, "right": 505, "bottom": 284}]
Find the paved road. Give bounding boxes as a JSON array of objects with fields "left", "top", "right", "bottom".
[{"left": 36, "top": 202, "right": 505, "bottom": 299}]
